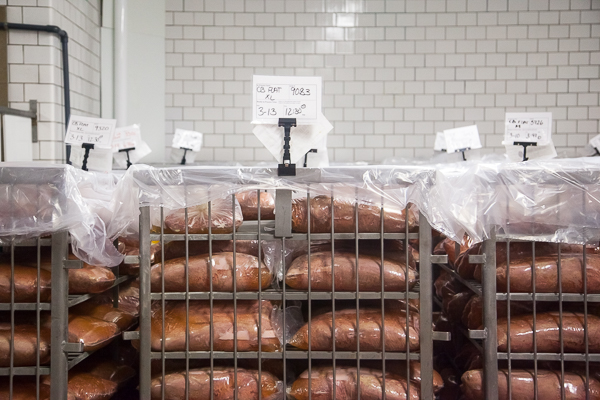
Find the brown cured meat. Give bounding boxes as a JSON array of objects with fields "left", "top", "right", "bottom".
[
  {"left": 150, "top": 367, "right": 280, "bottom": 400},
  {"left": 461, "top": 369, "right": 600, "bottom": 400},
  {"left": 87, "top": 361, "right": 135, "bottom": 386},
  {"left": 150, "top": 252, "right": 272, "bottom": 292},
  {"left": 0, "top": 381, "right": 51, "bottom": 400},
  {"left": 118, "top": 238, "right": 160, "bottom": 275},
  {"left": 65, "top": 372, "right": 118, "bottom": 400},
  {"left": 156, "top": 240, "right": 260, "bottom": 262},
  {"left": 496, "top": 311, "right": 600, "bottom": 353},
  {"left": 433, "top": 237, "right": 472, "bottom": 267},
  {"left": 67, "top": 315, "right": 120, "bottom": 352},
  {"left": 289, "top": 308, "right": 419, "bottom": 351},
  {"left": 145, "top": 300, "right": 281, "bottom": 352},
  {"left": 0, "top": 324, "right": 51, "bottom": 366},
  {"left": 236, "top": 191, "right": 275, "bottom": 220},
  {"left": 71, "top": 302, "right": 136, "bottom": 332},
  {"left": 291, "top": 196, "right": 415, "bottom": 233},
  {"left": 161, "top": 197, "right": 243, "bottom": 234},
  {"left": 0, "top": 265, "right": 51, "bottom": 302},
  {"left": 67, "top": 265, "right": 116, "bottom": 294},
  {"left": 286, "top": 251, "right": 417, "bottom": 291},
  {"left": 289, "top": 367, "right": 420, "bottom": 400}
]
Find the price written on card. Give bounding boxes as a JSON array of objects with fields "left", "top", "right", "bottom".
[
  {"left": 252, "top": 75, "right": 322, "bottom": 124},
  {"left": 172, "top": 128, "right": 203, "bottom": 152},
  {"left": 65, "top": 116, "right": 116, "bottom": 148},
  {"left": 443, "top": 125, "right": 482, "bottom": 154},
  {"left": 112, "top": 125, "right": 140, "bottom": 152},
  {"left": 505, "top": 112, "right": 552, "bottom": 146}
]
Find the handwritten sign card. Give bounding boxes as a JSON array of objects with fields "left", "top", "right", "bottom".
[
  {"left": 112, "top": 125, "right": 141, "bottom": 152},
  {"left": 65, "top": 116, "right": 116, "bottom": 148},
  {"left": 505, "top": 112, "right": 552, "bottom": 146},
  {"left": 172, "top": 129, "right": 203, "bottom": 152},
  {"left": 443, "top": 125, "right": 482, "bottom": 153},
  {"left": 252, "top": 75, "right": 322, "bottom": 124}
]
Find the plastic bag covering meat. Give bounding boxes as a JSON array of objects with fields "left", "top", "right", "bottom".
[
  {"left": 0, "top": 264, "right": 51, "bottom": 302},
  {"left": 151, "top": 252, "right": 272, "bottom": 292},
  {"left": 144, "top": 300, "right": 281, "bottom": 352},
  {"left": 156, "top": 239, "right": 260, "bottom": 262},
  {"left": 236, "top": 190, "right": 275, "bottom": 220},
  {"left": 67, "top": 315, "right": 120, "bottom": 352},
  {"left": 158, "top": 195, "right": 243, "bottom": 234},
  {"left": 286, "top": 251, "right": 417, "bottom": 291},
  {"left": 289, "top": 308, "right": 419, "bottom": 351},
  {"left": 0, "top": 379, "right": 51, "bottom": 400},
  {"left": 457, "top": 242, "right": 600, "bottom": 293},
  {"left": 0, "top": 323, "right": 50, "bottom": 366},
  {"left": 495, "top": 311, "right": 600, "bottom": 353},
  {"left": 461, "top": 369, "right": 600, "bottom": 400},
  {"left": 117, "top": 279, "right": 140, "bottom": 316},
  {"left": 291, "top": 195, "right": 416, "bottom": 233},
  {"left": 71, "top": 302, "right": 136, "bottom": 332},
  {"left": 87, "top": 361, "right": 136, "bottom": 387},
  {"left": 150, "top": 367, "right": 282, "bottom": 400},
  {"left": 288, "top": 366, "right": 421, "bottom": 400}
]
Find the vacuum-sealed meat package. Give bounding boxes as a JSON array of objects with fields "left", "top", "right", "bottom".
[
  {"left": 155, "top": 240, "right": 260, "bottom": 262},
  {"left": 0, "top": 324, "right": 51, "bottom": 366},
  {"left": 461, "top": 369, "right": 600, "bottom": 400},
  {"left": 67, "top": 315, "right": 120, "bottom": 352},
  {"left": 285, "top": 251, "right": 417, "bottom": 291},
  {"left": 289, "top": 308, "right": 419, "bottom": 351},
  {"left": 236, "top": 190, "right": 275, "bottom": 220},
  {"left": 151, "top": 252, "right": 272, "bottom": 292},
  {"left": 159, "top": 196, "right": 243, "bottom": 234},
  {"left": 144, "top": 300, "right": 282, "bottom": 352},
  {"left": 0, "top": 264, "right": 51, "bottom": 302},
  {"left": 291, "top": 196, "right": 416, "bottom": 233},
  {"left": 150, "top": 367, "right": 282, "bottom": 400},
  {"left": 71, "top": 302, "right": 137, "bottom": 332}
]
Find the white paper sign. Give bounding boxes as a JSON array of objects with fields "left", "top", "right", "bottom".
[
  {"left": 434, "top": 132, "right": 447, "bottom": 151},
  {"left": 504, "top": 112, "right": 552, "bottom": 146},
  {"left": 252, "top": 75, "right": 322, "bottom": 124},
  {"left": 590, "top": 134, "right": 600, "bottom": 150},
  {"left": 442, "top": 125, "right": 482, "bottom": 154},
  {"left": 112, "top": 125, "right": 141, "bottom": 152},
  {"left": 65, "top": 116, "right": 116, "bottom": 149},
  {"left": 172, "top": 129, "right": 203, "bottom": 152}
]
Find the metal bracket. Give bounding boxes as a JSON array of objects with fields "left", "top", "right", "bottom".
[
  {"left": 62, "top": 341, "right": 84, "bottom": 353},
  {"left": 123, "top": 255, "right": 140, "bottom": 265},
  {"left": 468, "top": 254, "right": 486, "bottom": 264},
  {"left": 430, "top": 255, "right": 448, "bottom": 264},
  {"left": 469, "top": 329, "right": 487, "bottom": 339},
  {"left": 63, "top": 259, "right": 83, "bottom": 269},
  {"left": 122, "top": 331, "right": 139, "bottom": 341},
  {"left": 432, "top": 331, "right": 451, "bottom": 341}
]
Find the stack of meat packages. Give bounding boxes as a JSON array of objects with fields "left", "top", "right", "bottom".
[
  {"left": 433, "top": 236, "right": 600, "bottom": 400},
  {"left": 147, "top": 191, "right": 444, "bottom": 399}
]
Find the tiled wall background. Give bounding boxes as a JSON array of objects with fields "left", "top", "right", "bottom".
[
  {"left": 5, "top": 0, "right": 101, "bottom": 162},
  {"left": 166, "top": 0, "right": 600, "bottom": 163}
]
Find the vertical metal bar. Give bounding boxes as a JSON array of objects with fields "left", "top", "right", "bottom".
[
  {"left": 184, "top": 207, "right": 190, "bottom": 400},
  {"left": 232, "top": 194, "right": 238, "bottom": 400},
  {"left": 9, "top": 242, "right": 14, "bottom": 400},
  {"left": 355, "top": 193, "right": 360, "bottom": 400},
  {"left": 558, "top": 245, "right": 565, "bottom": 400},
  {"left": 160, "top": 207, "right": 166, "bottom": 400},
  {"left": 208, "top": 200, "right": 214, "bottom": 400},
  {"left": 583, "top": 244, "right": 589, "bottom": 400},
  {"left": 138, "top": 207, "right": 152, "bottom": 400},
  {"left": 257, "top": 190, "right": 262, "bottom": 398},
  {"left": 36, "top": 237, "right": 41, "bottom": 400},
  {"left": 50, "top": 231, "right": 69, "bottom": 400},
  {"left": 281, "top": 236, "right": 287, "bottom": 396},
  {"left": 381, "top": 197, "right": 387, "bottom": 399},
  {"left": 482, "top": 229, "right": 498, "bottom": 400},
  {"left": 330, "top": 194, "right": 336, "bottom": 400},
  {"left": 418, "top": 212, "right": 433, "bottom": 399},
  {"left": 307, "top": 190, "right": 312, "bottom": 400},
  {"left": 531, "top": 242, "right": 537, "bottom": 399},
  {"left": 506, "top": 241, "right": 512, "bottom": 400}
]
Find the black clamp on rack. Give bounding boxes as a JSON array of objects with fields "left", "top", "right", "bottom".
[
  {"left": 81, "top": 143, "right": 94, "bottom": 171},
  {"left": 514, "top": 141, "right": 537, "bottom": 161},
  {"left": 278, "top": 118, "right": 296, "bottom": 176},
  {"left": 180, "top": 147, "right": 192, "bottom": 165},
  {"left": 594, "top": 147, "right": 600, "bottom": 157},
  {"left": 303, "top": 149, "right": 317, "bottom": 167},
  {"left": 118, "top": 147, "right": 135, "bottom": 169},
  {"left": 457, "top": 147, "right": 470, "bottom": 161}
]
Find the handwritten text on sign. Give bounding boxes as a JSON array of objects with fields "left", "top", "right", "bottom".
[
  {"left": 505, "top": 112, "right": 552, "bottom": 146},
  {"left": 252, "top": 75, "right": 322, "bottom": 124},
  {"left": 112, "top": 125, "right": 141, "bottom": 152},
  {"left": 172, "top": 129, "right": 203, "bottom": 152},
  {"left": 65, "top": 116, "right": 116, "bottom": 148},
  {"left": 443, "top": 125, "right": 482, "bottom": 153}
]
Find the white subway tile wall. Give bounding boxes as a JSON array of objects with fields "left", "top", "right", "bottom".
[
  {"left": 5, "top": 0, "right": 101, "bottom": 162},
  {"left": 166, "top": 0, "right": 600, "bottom": 162}
]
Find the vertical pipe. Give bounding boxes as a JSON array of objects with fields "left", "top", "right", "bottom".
[
  {"left": 50, "top": 231, "right": 69, "bottom": 400},
  {"left": 114, "top": 0, "right": 127, "bottom": 126},
  {"left": 138, "top": 207, "right": 152, "bottom": 399},
  {"left": 418, "top": 212, "right": 433, "bottom": 399},
  {"left": 482, "top": 229, "right": 498, "bottom": 400}
]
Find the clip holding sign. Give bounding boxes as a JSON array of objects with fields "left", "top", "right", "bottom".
[
  {"left": 514, "top": 141, "right": 537, "bottom": 162},
  {"left": 457, "top": 147, "right": 471, "bottom": 161},
  {"left": 278, "top": 118, "right": 296, "bottom": 176},
  {"left": 118, "top": 147, "right": 135, "bottom": 169},
  {"left": 180, "top": 147, "right": 192, "bottom": 165},
  {"left": 81, "top": 143, "right": 95, "bottom": 171},
  {"left": 303, "top": 149, "right": 318, "bottom": 167}
]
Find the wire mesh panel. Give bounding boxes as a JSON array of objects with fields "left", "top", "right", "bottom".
[{"left": 136, "top": 167, "right": 441, "bottom": 400}]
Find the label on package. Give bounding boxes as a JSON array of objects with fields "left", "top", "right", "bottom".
[
  {"left": 65, "top": 116, "right": 116, "bottom": 148},
  {"left": 112, "top": 125, "right": 141, "bottom": 152},
  {"left": 252, "top": 75, "right": 322, "bottom": 124},
  {"left": 172, "top": 129, "right": 203, "bottom": 152},
  {"left": 443, "top": 125, "right": 482, "bottom": 153},
  {"left": 505, "top": 112, "right": 552, "bottom": 146}
]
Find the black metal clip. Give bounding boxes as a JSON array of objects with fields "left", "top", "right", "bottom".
[
  {"left": 180, "top": 147, "right": 192, "bottom": 165},
  {"left": 514, "top": 141, "right": 537, "bottom": 161},
  {"left": 594, "top": 147, "right": 600, "bottom": 157},
  {"left": 457, "top": 147, "right": 471, "bottom": 161},
  {"left": 118, "top": 147, "right": 135, "bottom": 169},
  {"left": 81, "top": 143, "right": 94, "bottom": 171},
  {"left": 278, "top": 118, "right": 296, "bottom": 176},
  {"left": 303, "top": 149, "right": 318, "bottom": 167}
]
